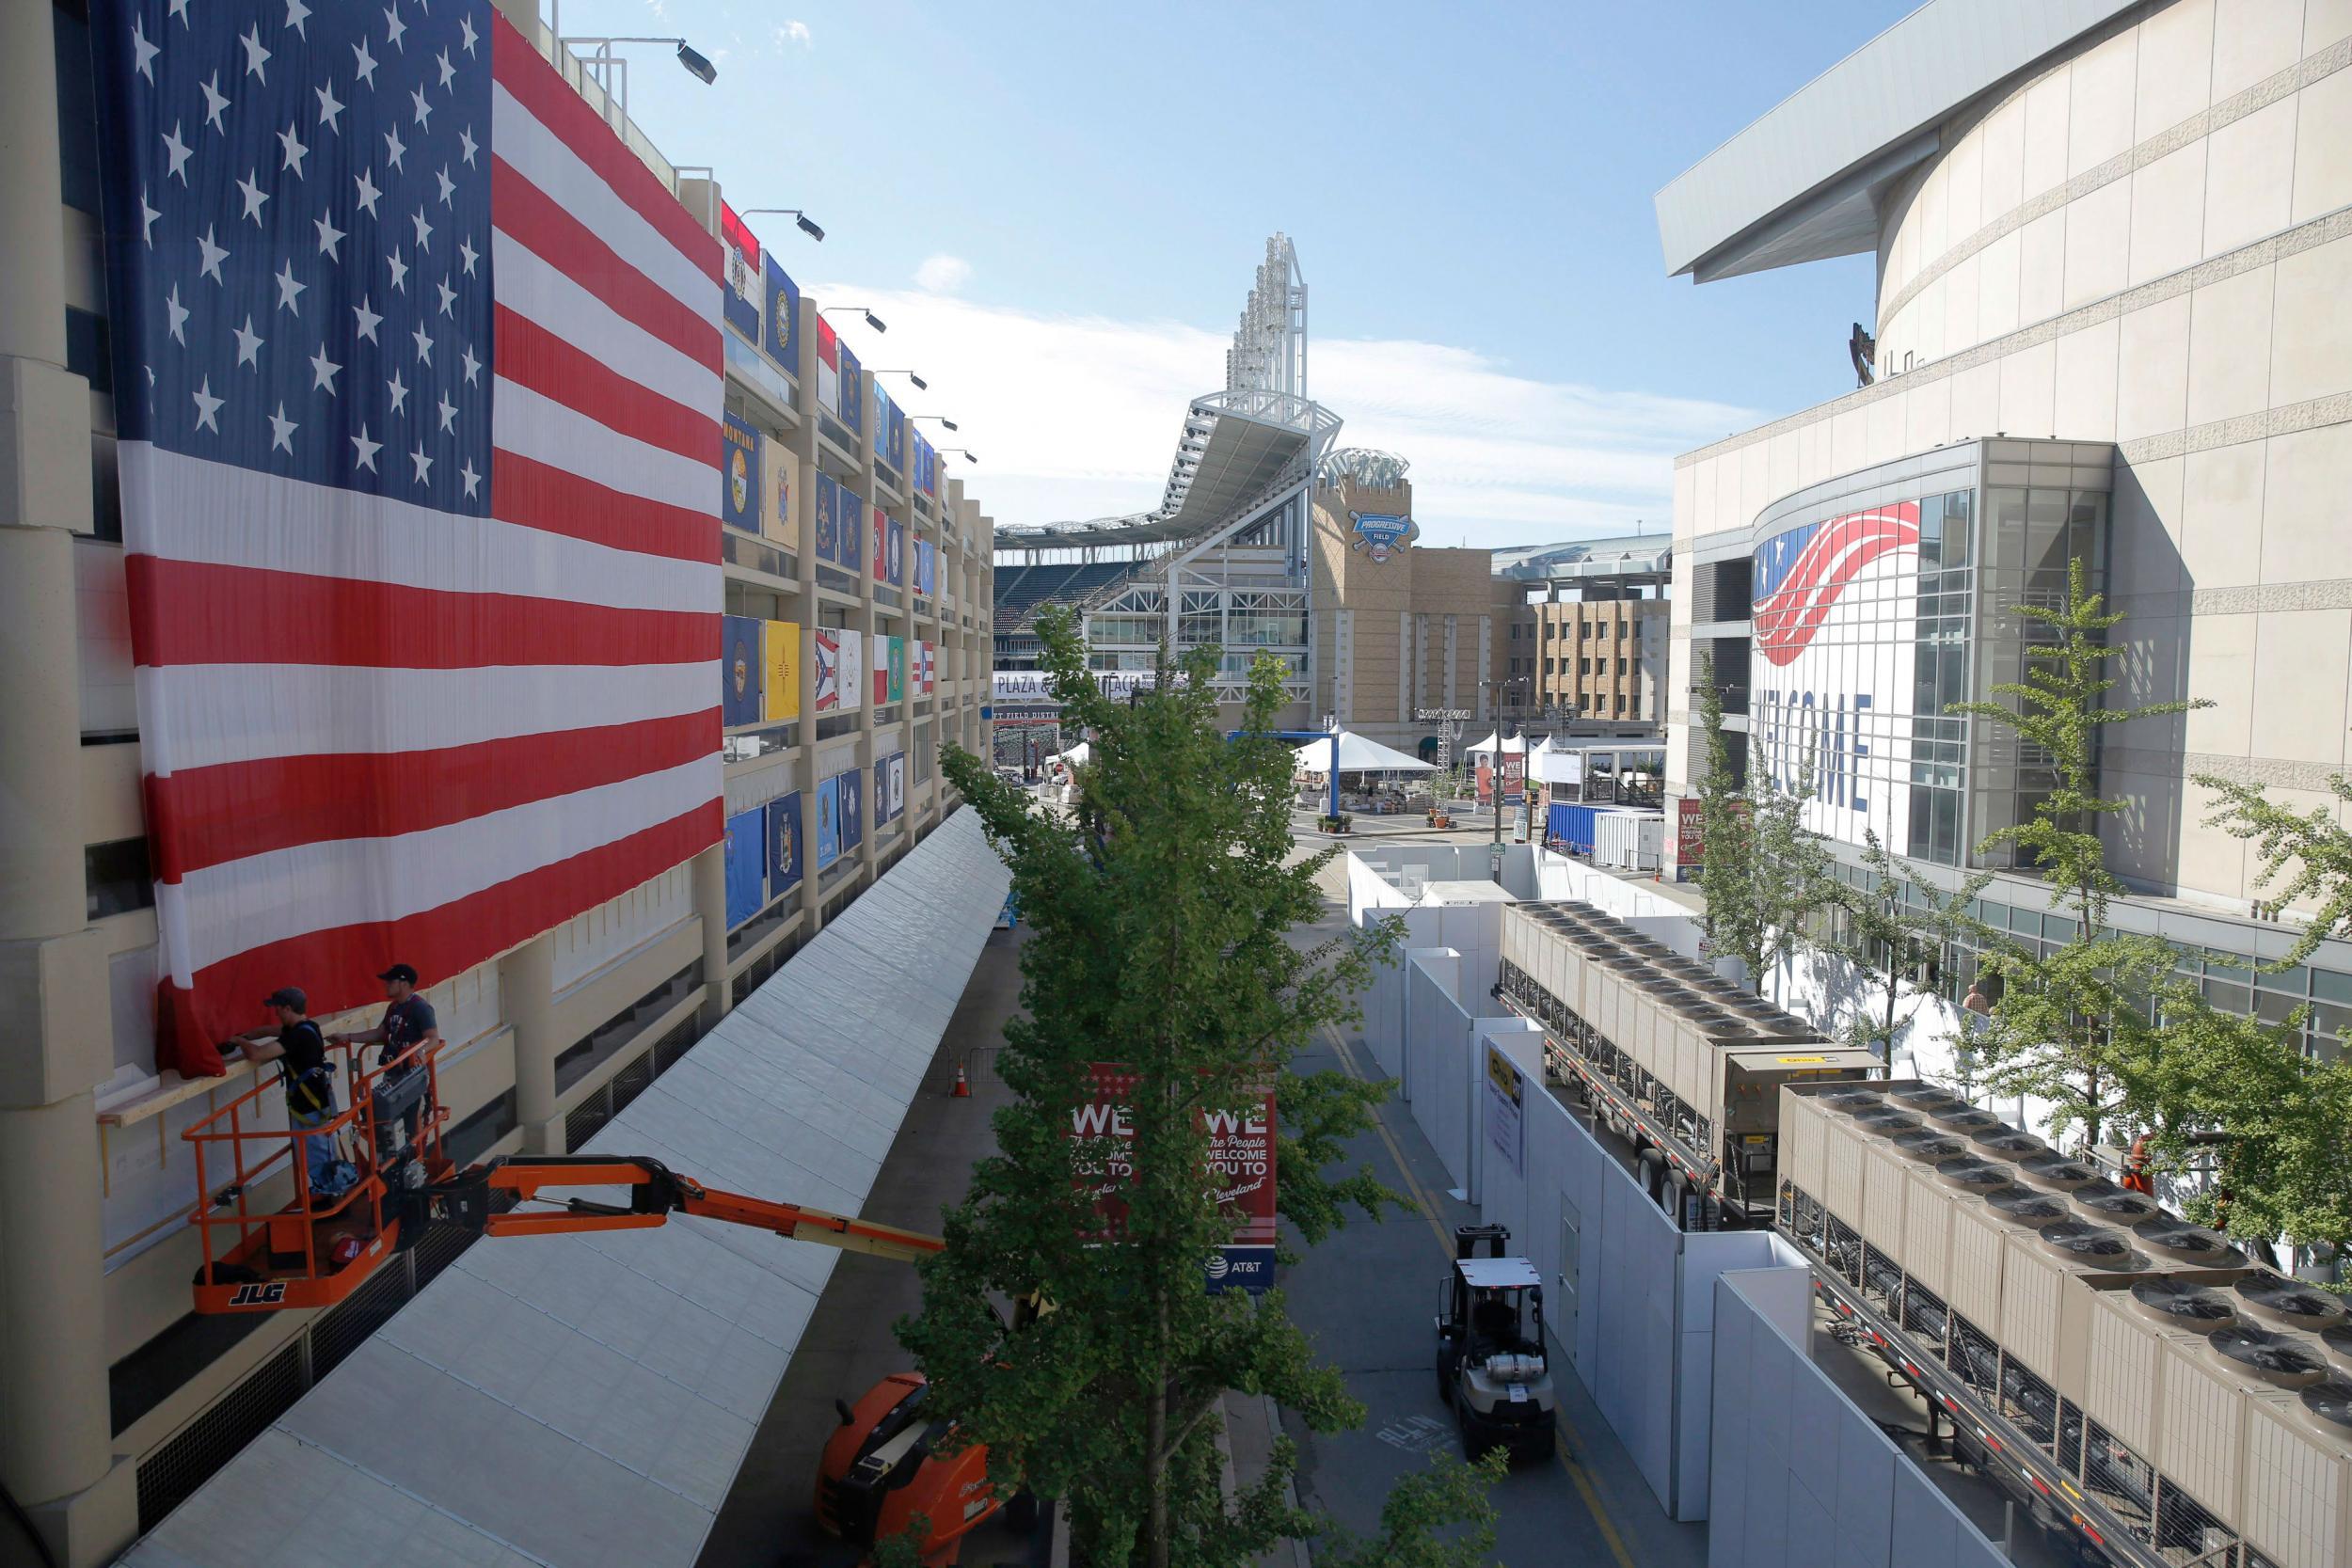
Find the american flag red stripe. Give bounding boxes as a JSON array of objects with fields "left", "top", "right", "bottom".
[
  {"left": 150, "top": 712, "right": 721, "bottom": 879},
  {"left": 1753, "top": 504, "right": 1919, "bottom": 666},
  {"left": 118, "top": 8, "right": 724, "bottom": 1068}
]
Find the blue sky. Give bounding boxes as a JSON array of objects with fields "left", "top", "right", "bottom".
[{"left": 588, "top": 0, "right": 1918, "bottom": 544}]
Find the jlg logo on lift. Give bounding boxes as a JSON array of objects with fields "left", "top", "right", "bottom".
[{"left": 227, "top": 1281, "right": 288, "bottom": 1307}]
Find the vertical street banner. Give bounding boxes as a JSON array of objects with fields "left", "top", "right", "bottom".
[
  {"left": 812, "top": 628, "right": 841, "bottom": 712},
  {"left": 90, "top": 0, "right": 724, "bottom": 1069},
  {"left": 838, "top": 767, "right": 865, "bottom": 850},
  {"left": 870, "top": 632, "right": 891, "bottom": 706},
  {"left": 888, "top": 637, "right": 907, "bottom": 704},
  {"left": 723, "top": 807, "right": 766, "bottom": 928},
  {"left": 719, "top": 201, "right": 764, "bottom": 344},
  {"left": 814, "top": 777, "right": 840, "bottom": 870},
  {"left": 762, "top": 621, "right": 800, "bottom": 722},
  {"left": 838, "top": 341, "right": 864, "bottom": 433},
  {"left": 721, "top": 413, "right": 760, "bottom": 532},
  {"left": 814, "top": 472, "right": 841, "bottom": 565},
  {"left": 1072, "top": 1065, "right": 1279, "bottom": 1294},
  {"left": 887, "top": 754, "right": 906, "bottom": 819},
  {"left": 1484, "top": 1042, "right": 1525, "bottom": 1178},
  {"left": 764, "top": 253, "right": 799, "bottom": 375},
  {"left": 1501, "top": 752, "right": 1526, "bottom": 805},
  {"left": 758, "top": 432, "right": 792, "bottom": 546},
  {"left": 768, "top": 791, "right": 803, "bottom": 896},
  {"left": 722, "top": 616, "right": 763, "bottom": 728},
  {"left": 837, "top": 627, "right": 864, "bottom": 712}
]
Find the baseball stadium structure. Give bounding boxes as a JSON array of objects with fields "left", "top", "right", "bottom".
[{"left": 993, "top": 236, "right": 1341, "bottom": 736}]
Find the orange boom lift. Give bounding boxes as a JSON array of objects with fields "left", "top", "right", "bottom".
[{"left": 183, "top": 1043, "right": 1023, "bottom": 1564}]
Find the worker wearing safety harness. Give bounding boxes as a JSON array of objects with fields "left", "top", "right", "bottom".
[{"left": 230, "top": 987, "right": 349, "bottom": 1198}]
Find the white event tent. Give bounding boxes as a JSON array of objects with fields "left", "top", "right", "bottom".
[{"left": 1291, "top": 732, "right": 1434, "bottom": 775}]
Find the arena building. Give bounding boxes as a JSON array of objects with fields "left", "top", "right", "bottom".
[{"left": 1655, "top": 0, "right": 2352, "bottom": 1052}]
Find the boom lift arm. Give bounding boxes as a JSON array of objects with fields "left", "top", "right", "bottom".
[{"left": 404, "top": 1153, "right": 947, "bottom": 1263}]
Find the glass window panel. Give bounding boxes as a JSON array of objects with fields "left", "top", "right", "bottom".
[
  {"left": 2026, "top": 489, "right": 2072, "bottom": 577},
  {"left": 1918, "top": 493, "right": 1945, "bottom": 562},
  {"left": 1988, "top": 489, "right": 2027, "bottom": 570},
  {"left": 1943, "top": 491, "right": 1973, "bottom": 567},
  {"left": 2311, "top": 968, "right": 2352, "bottom": 1004}
]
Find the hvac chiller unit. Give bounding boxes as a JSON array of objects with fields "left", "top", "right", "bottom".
[{"left": 1778, "top": 1079, "right": 2352, "bottom": 1568}]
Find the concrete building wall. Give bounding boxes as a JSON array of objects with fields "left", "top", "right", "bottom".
[
  {"left": 1667, "top": 0, "right": 2352, "bottom": 911},
  {"left": 1309, "top": 476, "right": 1505, "bottom": 748},
  {"left": 1510, "top": 598, "right": 1668, "bottom": 725}
]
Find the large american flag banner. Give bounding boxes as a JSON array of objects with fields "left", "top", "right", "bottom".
[
  {"left": 95, "top": 0, "right": 723, "bottom": 1074},
  {"left": 1750, "top": 502, "right": 1919, "bottom": 668}
]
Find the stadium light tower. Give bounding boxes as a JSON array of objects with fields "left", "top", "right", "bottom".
[
  {"left": 820, "top": 306, "right": 887, "bottom": 335},
  {"left": 739, "top": 207, "right": 826, "bottom": 242},
  {"left": 913, "top": 415, "right": 958, "bottom": 432},
  {"left": 872, "top": 370, "right": 927, "bottom": 389}
]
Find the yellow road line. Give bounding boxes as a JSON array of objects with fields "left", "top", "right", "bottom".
[{"left": 1320, "top": 1025, "right": 1638, "bottom": 1568}]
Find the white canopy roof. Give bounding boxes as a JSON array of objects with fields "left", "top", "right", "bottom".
[
  {"left": 1466, "top": 733, "right": 1530, "bottom": 756},
  {"left": 1292, "top": 732, "right": 1433, "bottom": 775},
  {"left": 1051, "top": 741, "right": 1092, "bottom": 767}
]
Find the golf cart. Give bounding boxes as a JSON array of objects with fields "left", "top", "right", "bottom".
[{"left": 1434, "top": 1224, "right": 1558, "bottom": 1461}]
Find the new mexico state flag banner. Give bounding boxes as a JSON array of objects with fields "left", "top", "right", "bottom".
[{"left": 764, "top": 622, "right": 801, "bottom": 721}]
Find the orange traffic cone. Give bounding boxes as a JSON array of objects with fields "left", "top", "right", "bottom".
[{"left": 951, "top": 1064, "right": 971, "bottom": 1098}]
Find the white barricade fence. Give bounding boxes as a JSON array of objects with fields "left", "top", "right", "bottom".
[{"left": 1708, "top": 1269, "right": 2009, "bottom": 1568}]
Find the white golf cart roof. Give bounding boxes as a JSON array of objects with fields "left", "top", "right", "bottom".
[{"left": 1458, "top": 1258, "right": 1542, "bottom": 1290}]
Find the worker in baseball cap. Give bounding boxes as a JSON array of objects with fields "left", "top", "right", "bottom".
[
  {"left": 332, "top": 964, "right": 440, "bottom": 1162},
  {"left": 230, "top": 988, "right": 347, "bottom": 1198}
]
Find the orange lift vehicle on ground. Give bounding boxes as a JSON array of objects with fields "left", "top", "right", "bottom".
[{"left": 182, "top": 1040, "right": 1025, "bottom": 1565}]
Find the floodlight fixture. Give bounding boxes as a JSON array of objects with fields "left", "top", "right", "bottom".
[
  {"left": 821, "top": 306, "right": 887, "bottom": 335},
  {"left": 741, "top": 207, "right": 825, "bottom": 243},
  {"left": 914, "top": 415, "right": 958, "bottom": 432},
  {"left": 873, "top": 370, "right": 927, "bottom": 390}
]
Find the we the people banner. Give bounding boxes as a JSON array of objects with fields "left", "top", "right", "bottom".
[{"left": 1072, "top": 1064, "right": 1277, "bottom": 1293}]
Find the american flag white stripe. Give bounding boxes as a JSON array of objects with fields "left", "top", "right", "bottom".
[
  {"left": 491, "top": 232, "right": 718, "bottom": 414},
  {"left": 159, "top": 756, "right": 721, "bottom": 974},
  {"left": 493, "top": 378, "right": 719, "bottom": 514},
  {"left": 134, "top": 663, "right": 723, "bottom": 775},
  {"left": 119, "top": 445, "right": 717, "bottom": 617},
  {"left": 489, "top": 83, "right": 723, "bottom": 316}
]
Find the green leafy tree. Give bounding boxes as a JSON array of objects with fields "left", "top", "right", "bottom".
[
  {"left": 1692, "top": 654, "right": 1762, "bottom": 981},
  {"left": 1746, "top": 757, "right": 1839, "bottom": 991},
  {"left": 2199, "top": 771, "right": 2352, "bottom": 966},
  {"left": 1692, "top": 654, "right": 1836, "bottom": 992},
  {"left": 1827, "top": 830, "right": 1991, "bottom": 1067},
  {"left": 1944, "top": 555, "right": 2210, "bottom": 1148},
  {"left": 2189, "top": 770, "right": 2352, "bottom": 1262},
  {"left": 1311, "top": 1451, "right": 1506, "bottom": 1568},
  {"left": 906, "top": 608, "right": 1467, "bottom": 1568}
]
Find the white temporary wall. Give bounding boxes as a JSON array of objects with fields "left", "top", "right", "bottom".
[{"left": 1708, "top": 1269, "right": 2009, "bottom": 1568}]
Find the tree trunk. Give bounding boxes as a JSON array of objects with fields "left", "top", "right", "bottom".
[{"left": 1145, "top": 1284, "right": 1169, "bottom": 1568}]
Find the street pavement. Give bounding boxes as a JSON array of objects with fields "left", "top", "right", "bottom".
[{"left": 1277, "top": 844, "right": 1707, "bottom": 1568}]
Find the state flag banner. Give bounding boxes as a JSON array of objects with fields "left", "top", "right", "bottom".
[
  {"left": 816, "top": 314, "right": 841, "bottom": 422},
  {"left": 721, "top": 412, "right": 759, "bottom": 532},
  {"left": 92, "top": 0, "right": 724, "bottom": 1072},
  {"left": 870, "top": 632, "right": 890, "bottom": 706},
  {"left": 763, "top": 253, "right": 799, "bottom": 377},
  {"left": 719, "top": 200, "right": 762, "bottom": 344}
]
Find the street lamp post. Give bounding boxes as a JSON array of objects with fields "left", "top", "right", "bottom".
[
  {"left": 551, "top": 29, "right": 717, "bottom": 124},
  {"left": 1477, "top": 676, "right": 1529, "bottom": 882}
]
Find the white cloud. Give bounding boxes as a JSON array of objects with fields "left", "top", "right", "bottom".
[
  {"left": 774, "top": 20, "right": 812, "bottom": 49},
  {"left": 813, "top": 283, "right": 1756, "bottom": 548},
  {"left": 914, "top": 254, "right": 974, "bottom": 295}
]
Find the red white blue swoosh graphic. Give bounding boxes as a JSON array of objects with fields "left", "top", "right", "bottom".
[{"left": 1751, "top": 503, "right": 1920, "bottom": 667}]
